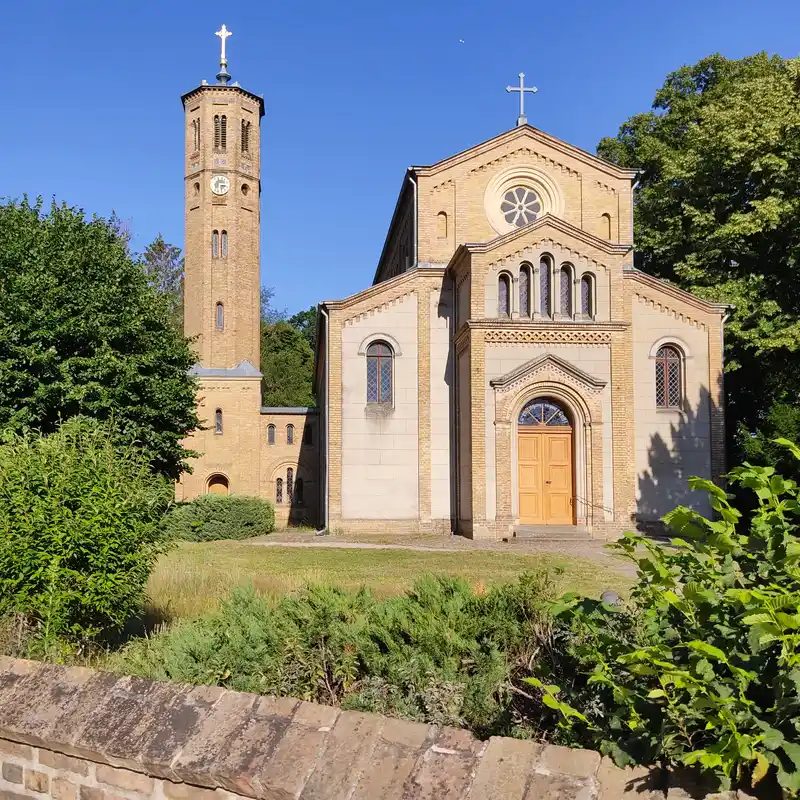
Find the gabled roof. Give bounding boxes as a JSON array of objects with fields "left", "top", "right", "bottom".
[
  {"left": 449, "top": 213, "right": 632, "bottom": 266},
  {"left": 490, "top": 354, "right": 607, "bottom": 392},
  {"left": 411, "top": 125, "right": 638, "bottom": 182}
]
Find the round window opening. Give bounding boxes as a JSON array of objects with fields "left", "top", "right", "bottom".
[{"left": 501, "top": 187, "right": 541, "bottom": 228}]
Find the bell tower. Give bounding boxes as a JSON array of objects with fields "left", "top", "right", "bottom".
[
  {"left": 182, "top": 25, "right": 264, "bottom": 369},
  {"left": 177, "top": 26, "right": 266, "bottom": 502}
]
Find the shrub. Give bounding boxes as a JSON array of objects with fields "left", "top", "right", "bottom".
[
  {"left": 536, "top": 440, "right": 800, "bottom": 795},
  {"left": 114, "top": 572, "right": 559, "bottom": 738},
  {"left": 0, "top": 418, "right": 174, "bottom": 648},
  {"left": 163, "top": 494, "right": 275, "bottom": 541}
]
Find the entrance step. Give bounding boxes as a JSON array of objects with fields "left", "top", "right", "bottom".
[{"left": 512, "top": 525, "right": 591, "bottom": 541}]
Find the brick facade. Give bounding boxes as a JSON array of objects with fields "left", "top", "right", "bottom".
[{"left": 175, "top": 64, "right": 727, "bottom": 538}]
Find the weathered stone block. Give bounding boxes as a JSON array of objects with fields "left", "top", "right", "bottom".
[
  {"left": 596, "top": 756, "right": 663, "bottom": 798},
  {"left": 177, "top": 692, "right": 296, "bottom": 795},
  {"left": 538, "top": 744, "right": 601, "bottom": 779},
  {"left": 38, "top": 748, "right": 90, "bottom": 776},
  {"left": 0, "top": 739, "right": 33, "bottom": 761},
  {"left": 254, "top": 701, "right": 339, "bottom": 798},
  {"left": 2, "top": 760, "right": 24, "bottom": 783},
  {"left": 301, "top": 710, "right": 383, "bottom": 800},
  {"left": 51, "top": 776, "right": 80, "bottom": 800},
  {"left": 96, "top": 764, "right": 155, "bottom": 793},
  {"left": 349, "top": 718, "right": 431, "bottom": 800},
  {"left": 469, "top": 736, "right": 540, "bottom": 800},
  {"left": 25, "top": 767, "right": 51, "bottom": 793},
  {"left": 524, "top": 772, "right": 595, "bottom": 800},
  {"left": 403, "top": 725, "right": 485, "bottom": 800}
]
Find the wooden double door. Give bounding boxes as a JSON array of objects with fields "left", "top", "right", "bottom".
[{"left": 518, "top": 430, "right": 574, "bottom": 525}]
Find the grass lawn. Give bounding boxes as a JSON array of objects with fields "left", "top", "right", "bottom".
[{"left": 146, "top": 540, "right": 630, "bottom": 621}]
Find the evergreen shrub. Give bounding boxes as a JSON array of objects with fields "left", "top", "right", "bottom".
[
  {"left": 0, "top": 418, "right": 173, "bottom": 648},
  {"left": 114, "top": 572, "right": 559, "bottom": 738},
  {"left": 163, "top": 494, "right": 275, "bottom": 541}
]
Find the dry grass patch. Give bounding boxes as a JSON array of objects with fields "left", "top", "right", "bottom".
[{"left": 146, "top": 540, "right": 630, "bottom": 621}]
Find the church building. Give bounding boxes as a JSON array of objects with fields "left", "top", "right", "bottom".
[{"left": 177, "top": 31, "right": 728, "bottom": 539}]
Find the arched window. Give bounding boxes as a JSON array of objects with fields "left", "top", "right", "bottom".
[
  {"left": 437, "top": 211, "right": 448, "bottom": 239},
  {"left": 539, "top": 256, "right": 552, "bottom": 317},
  {"left": 519, "top": 398, "right": 571, "bottom": 427},
  {"left": 192, "top": 119, "right": 200, "bottom": 151},
  {"left": 498, "top": 274, "right": 511, "bottom": 317},
  {"left": 519, "top": 265, "right": 531, "bottom": 317},
  {"left": 207, "top": 474, "right": 229, "bottom": 495},
  {"left": 276, "top": 477, "right": 283, "bottom": 504},
  {"left": 241, "top": 119, "right": 251, "bottom": 153},
  {"left": 580, "top": 275, "right": 594, "bottom": 318},
  {"left": 287, "top": 424, "right": 294, "bottom": 445},
  {"left": 220, "top": 115, "right": 227, "bottom": 150},
  {"left": 221, "top": 230, "right": 228, "bottom": 258},
  {"left": 655, "top": 346, "right": 682, "bottom": 408},
  {"left": 212, "top": 230, "right": 219, "bottom": 259},
  {"left": 213, "top": 115, "right": 221, "bottom": 149},
  {"left": 215, "top": 302, "right": 224, "bottom": 330},
  {"left": 303, "top": 425, "right": 313, "bottom": 445},
  {"left": 560, "top": 265, "right": 573, "bottom": 317},
  {"left": 366, "top": 342, "right": 393, "bottom": 404},
  {"left": 601, "top": 213, "right": 612, "bottom": 240},
  {"left": 214, "top": 409, "right": 223, "bottom": 434},
  {"left": 287, "top": 468, "right": 294, "bottom": 502},
  {"left": 267, "top": 424, "right": 275, "bottom": 445},
  {"left": 295, "top": 478, "right": 304, "bottom": 505}
]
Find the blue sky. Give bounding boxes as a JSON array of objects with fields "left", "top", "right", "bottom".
[{"left": 4, "top": 0, "right": 799, "bottom": 315}]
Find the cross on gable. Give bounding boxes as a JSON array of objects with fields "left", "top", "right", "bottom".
[{"left": 506, "top": 72, "right": 537, "bottom": 127}]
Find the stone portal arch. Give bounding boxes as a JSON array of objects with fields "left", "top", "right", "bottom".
[{"left": 490, "top": 355, "right": 606, "bottom": 536}]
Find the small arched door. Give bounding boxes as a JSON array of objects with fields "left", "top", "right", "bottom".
[
  {"left": 517, "top": 399, "right": 573, "bottom": 525},
  {"left": 207, "top": 474, "right": 229, "bottom": 495}
]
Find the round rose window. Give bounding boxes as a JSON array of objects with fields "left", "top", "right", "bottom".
[{"left": 500, "top": 187, "right": 541, "bottom": 228}]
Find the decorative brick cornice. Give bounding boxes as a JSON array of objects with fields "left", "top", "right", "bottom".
[
  {"left": 625, "top": 271, "right": 730, "bottom": 318},
  {"left": 466, "top": 146, "right": 580, "bottom": 181},
  {"left": 483, "top": 329, "right": 614, "bottom": 345}
]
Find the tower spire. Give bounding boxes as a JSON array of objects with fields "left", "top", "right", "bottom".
[{"left": 215, "top": 24, "right": 232, "bottom": 84}]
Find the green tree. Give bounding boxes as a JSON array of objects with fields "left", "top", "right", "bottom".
[
  {"left": 140, "top": 234, "right": 184, "bottom": 331},
  {"left": 261, "top": 320, "right": 315, "bottom": 407},
  {"left": 596, "top": 53, "right": 800, "bottom": 466},
  {"left": 289, "top": 305, "right": 317, "bottom": 350},
  {"left": 0, "top": 199, "right": 199, "bottom": 479}
]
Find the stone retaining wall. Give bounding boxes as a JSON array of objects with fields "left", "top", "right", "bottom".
[{"left": 0, "top": 657, "right": 751, "bottom": 799}]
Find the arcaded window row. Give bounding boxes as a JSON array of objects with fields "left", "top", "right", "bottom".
[
  {"left": 498, "top": 256, "right": 595, "bottom": 319},
  {"left": 275, "top": 468, "right": 304, "bottom": 505}
]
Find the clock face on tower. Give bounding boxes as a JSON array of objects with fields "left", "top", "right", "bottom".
[{"left": 210, "top": 175, "right": 230, "bottom": 195}]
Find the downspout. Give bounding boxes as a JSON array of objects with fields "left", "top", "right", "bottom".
[
  {"left": 408, "top": 171, "right": 418, "bottom": 268},
  {"left": 320, "top": 306, "right": 330, "bottom": 531}
]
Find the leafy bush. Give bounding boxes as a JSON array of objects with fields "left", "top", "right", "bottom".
[
  {"left": 163, "top": 495, "right": 275, "bottom": 541},
  {"left": 0, "top": 418, "right": 174, "bottom": 648},
  {"left": 114, "top": 572, "right": 559, "bottom": 738},
  {"left": 536, "top": 440, "right": 800, "bottom": 795}
]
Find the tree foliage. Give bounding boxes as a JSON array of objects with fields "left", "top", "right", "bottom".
[
  {"left": 260, "top": 320, "right": 315, "bottom": 407},
  {"left": 596, "top": 53, "right": 800, "bottom": 465},
  {"left": 289, "top": 305, "right": 317, "bottom": 351},
  {"left": 537, "top": 444, "right": 800, "bottom": 794},
  {"left": 140, "top": 234, "right": 184, "bottom": 331},
  {"left": 0, "top": 418, "right": 174, "bottom": 649},
  {"left": 0, "top": 199, "right": 199, "bottom": 479}
]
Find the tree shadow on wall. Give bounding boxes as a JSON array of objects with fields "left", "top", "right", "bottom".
[{"left": 635, "top": 376, "right": 724, "bottom": 537}]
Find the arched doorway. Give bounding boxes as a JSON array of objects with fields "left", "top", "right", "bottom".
[
  {"left": 206, "top": 474, "right": 229, "bottom": 495},
  {"left": 517, "top": 398, "right": 573, "bottom": 525}
]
